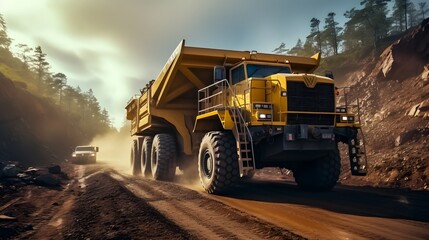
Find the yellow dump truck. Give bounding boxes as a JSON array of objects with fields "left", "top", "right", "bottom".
[{"left": 126, "top": 40, "right": 367, "bottom": 194}]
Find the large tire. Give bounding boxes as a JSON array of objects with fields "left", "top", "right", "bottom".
[
  {"left": 130, "top": 139, "right": 141, "bottom": 176},
  {"left": 151, "top": 134, "right": 176, "bottom": 181},
  {"left": 141, "top": 136, "right": 153, "bottom": 177},
  {"left": 293, "top": 148, "right": 341, "bottom": 191},
  {"left": 198, "top": 131, "right": 239, "bottom": 194}
]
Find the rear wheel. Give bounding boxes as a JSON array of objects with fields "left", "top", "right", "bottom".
[
  {"left": 198, "top": 131, "right": 239, "bottom": 194},
  {"left": 293, "top": 148, "right": 341, "bottom": 191},
  {"left": 130, "top": 139, "right": 141, "bottom": 176},
  {"left": 141, "top": 136, "right": 153, "bottom": 177},
  {"left": 151, "top": 134, "right": 176, "bottom": 181}
]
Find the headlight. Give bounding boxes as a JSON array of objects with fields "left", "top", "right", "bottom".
[
  {"left": 254, "top": 103, "right": 272, "bottom": 109},
  {"left": 341, "top": 115, "right": 355, "bottom": 122},
  {"left": 91, "top": 153, "right": 95, "bottom": 156},
  {"left": 336, "top": 107, "right": 347, "bottom": 113},
  {"left": 281, "top": 91, "right": 287, "bottom": 97},
  {"left": 72, "top": 153, "right": 76, "bottom": 157},
  {"left": 258, "top": 113, "right": 272, "bottom": 119}
]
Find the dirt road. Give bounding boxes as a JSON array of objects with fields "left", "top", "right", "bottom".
[{"left": 1, "top": 161, "right": 428, "bottom": 239}]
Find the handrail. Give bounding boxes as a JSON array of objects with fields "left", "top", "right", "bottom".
[
  {"left": 197, "top": 79, "right": 255, "bottom": 170},
  {"left": 336, "top": 86, "right": 368, "bottom": 161}
]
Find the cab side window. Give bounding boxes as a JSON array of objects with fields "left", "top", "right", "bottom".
[{"left": 231, "top": 65, "right": 245, "bottom": 85}]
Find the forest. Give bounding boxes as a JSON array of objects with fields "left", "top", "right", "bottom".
[
  {"left": 0, "top": 13, "right": 112, "bottom": 136},
  {"left": 273, "top": 0, "right": 428, "bottom": 58}
]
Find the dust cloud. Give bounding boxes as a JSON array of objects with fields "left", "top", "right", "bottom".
[
  {"left": 90, "top": 130, "right": 131, "bottom": 174},
  {"left": 89, "top": 128, "right": 204, "bottom": 191}
]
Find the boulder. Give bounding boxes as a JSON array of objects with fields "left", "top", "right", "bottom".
[
  {"left": 372, "top": 19, "right": 429, "bottom": 80},
  {"left": 407, "top": 100, "right": 429, "bottom": 117},
  {"left": 1, "top": 164, "right": 22, "bottom": 178}
]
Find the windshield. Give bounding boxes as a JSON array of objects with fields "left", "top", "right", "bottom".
[
  {"left": 246, "top": 64, "right": 291, "bottom": 78},
  {"left": 75, "top": 146, "right": 95, "bottom": 151}
]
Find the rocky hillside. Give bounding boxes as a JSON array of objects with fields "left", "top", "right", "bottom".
[
  {"left": 333, "top": 19, "right": 429, "bottom": 190},
  {"left": 0, "top": 73, "right": 90, "bottom": 166}
]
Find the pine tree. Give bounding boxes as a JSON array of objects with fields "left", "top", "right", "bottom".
[
  {"left": 52, "top": 72, "right": 67, "bottom": 105},
  {"left": 418, "top": 2, "right": 428, "bottom": 21},
  {"left": 344, "top": 0, "right": 391, "bottom": 55},
  {"left": 15, "top": 44, "right": 33, "bottom": 69},
  {"left": 407, "top": 2, "right": 419, "bottom": 28},
  {"left": 287, "top": 39, "right": 304, "bottom": 55},
  {"left": 273, "top": 43, "right": 288, "bottom": 54},
  {"left": 322, "top": 12, "right": 342, "bottom": 55},
  {"left": 308, "top": 18, "right": 322, "bottom": 53},
  {"left": 31, "top": 46, "right": 51, "bottom": 92},
  {"left": 0, "top": 14, "right": 12, "bottom": 49}
]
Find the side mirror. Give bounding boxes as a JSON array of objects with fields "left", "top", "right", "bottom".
[
  {"left": 214, "top": 66, "right": 226, "bottom": 82},
  {"left": 95, "top": 147, "right": 99, "bottom": 152}
]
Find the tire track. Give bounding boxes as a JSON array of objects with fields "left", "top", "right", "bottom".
[{"left": 109, "top": 170, "right": 301, "bottom": 240}]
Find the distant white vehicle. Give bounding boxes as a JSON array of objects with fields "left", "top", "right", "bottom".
[{"left": 71, "top": 145, "right": 99, "bottom": 164}]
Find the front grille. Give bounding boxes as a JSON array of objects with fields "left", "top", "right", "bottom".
[
  {"left": 287, "top": 81, "right": 335, "bottom": 125},
  {"left": 287, "top": 113, "right": 334, "bottom": 125},
  {"left": 287, "top": 81, "right": 335, "bottom": 112}
]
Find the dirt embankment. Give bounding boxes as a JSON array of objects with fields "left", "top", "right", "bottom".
[
  {"left": 333, "top": 19, "right": 429, "bottom": 190},
  {"left": 0, "top": 73, "right": 89, "bottom": 166}
]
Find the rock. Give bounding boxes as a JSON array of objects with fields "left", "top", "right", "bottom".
[
  {"left": 48, "top": 165, "right": 61, "bottom": 174},
  {"left": 1, "top": 164, "right": 22, "bottom": 178},
  {"left": 407, "top": 100, "right": 429, "bottom": 117},
  {"left": 421, "top": 65, "right": 429, "bottom": 80},
  {"left": 387, "top": 169, "right": 400, "bottom": 182},
  {"left": 407, "top": 103, "right": 421, "bottom": 116},
  {"left": 34, "top": 174, "right": 60, "bottom": 187},
  {"left": 24, "top": 167, "right": 39, "bottom": 174},
  {"left": 0, "top": 215, "right": 17, "bottom": 221},
  {"left": 17, "top": 173, "right": 33, "bottom": 183},
  {"left": 395, "top": 136, "right": 401, "bottom": 147}
]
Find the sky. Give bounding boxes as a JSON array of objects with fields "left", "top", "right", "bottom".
[{"left": 0, "top": 0, "right": 414, "bottom": 128}]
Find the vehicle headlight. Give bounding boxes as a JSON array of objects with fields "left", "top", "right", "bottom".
[
  {"left": 72, "top": 153, "right": 76, "bottom": 157},
  {"left": 281, "top": 91, "right": 287, "bottom": 97},
  {"left": 258, "top": 113, "right": 272, "bottom": 119},
  {"left": 336, "top": 107, "right": 347, "bottom": 113},
  {"left": 254, "top": 103, "right": 272, "bottom": 109},
  {"left": 341, "top": 115, "right": 354, "bottom": 122},
  {"left": 91, "top": 153, "right": 95, "bottom": 156}
]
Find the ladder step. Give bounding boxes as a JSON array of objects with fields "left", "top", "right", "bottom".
[
  {"left": 240, "top": 158, "right": 252, "bottom": 161},
  {"left": 240, "top": 149, "right": 251, "bottom": 152}
]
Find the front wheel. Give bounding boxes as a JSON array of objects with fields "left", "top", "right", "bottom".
[
  {"left": 293, "top": 148, "right": 341, "bottom": 191},
  {"left": 198, "top": 131, "right": 239, "bottom": 194}
]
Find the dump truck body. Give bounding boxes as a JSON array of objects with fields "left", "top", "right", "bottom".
[{"left": 126, "top": 40, "right": 367, "bottom": 194}]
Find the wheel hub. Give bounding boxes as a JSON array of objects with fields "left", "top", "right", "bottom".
[{"left": 202, "top": 150, "right": 213, "bottom": 177}]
